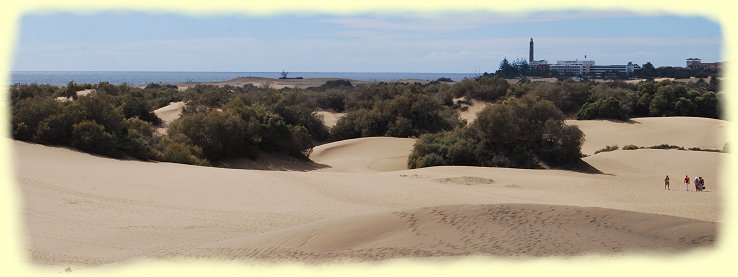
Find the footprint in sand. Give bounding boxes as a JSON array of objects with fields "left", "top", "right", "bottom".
[{"left": 432, "top": 176, "right": 494, "bottom": 186}]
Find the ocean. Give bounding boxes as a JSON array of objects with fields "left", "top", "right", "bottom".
[{"left": 10, "top": 71, "right": 481, "bottom": 86}]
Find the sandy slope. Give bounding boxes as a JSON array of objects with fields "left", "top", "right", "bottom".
[
  {"left": 186, "top": 204, "right": 715, "bottom": 261},
  {"left": 310, "top": 137, "right": 416, "bottom": 172},
  {"left": 570, "top": 117, "right": 728, "bottom": 155},
  {"left": 14, "top": 117, "right": 725, "bottom": 266},
  {"left": 458, "top": 101, "right": 491, "bottom": 124},
  {"left": 152, "top": 101, "right": 185, "bottom": 134},
  {"left": 315, "top": 111, "right": 345, "bottom": 129}
]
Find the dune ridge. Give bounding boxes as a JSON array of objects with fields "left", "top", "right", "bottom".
[
  {"left": 310, "top": 137, "right": 417, "bottom": 172},
  {"left": 14, "top": 116, "right": 725, "bottom": 266},
  {"left": 184, "top": 204, "right": 716, "bottom": 262}
]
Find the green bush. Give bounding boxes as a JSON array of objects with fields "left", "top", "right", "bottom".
[
  {"left": 647, "top": 144, "right": 685, "bottom": 150},
  {"left": 450, "top": 76, "right": 509, "bottom": 102},
  {"left": 472, "top": 96, "right": 583, "bottom": 167},
  {"left": 119, "top": 118, "right": 157, "bottom": 160},
  {"left": 594, "top": 145, "right": 619, "bottom": 154},
  {"left": 577, "top": 97, "right": 629, "bottom": 120},
  {"left": 121, "top": 92, "right": 163, "bottom": 125},
  {"left": 155, "top": 134, "right": 210, "bottom": 166},
  {"left": 12, "top": 97, "right": 61, "bottom": 140},
  {"left": 71, "top": 120, "right": 120, "bottom": 157},
  {"left": 408, "top": 130, "right": 479, "bottom": 168},
  {"left": 410, "top": 95, "right": 584, "bottom": 169},
  {"left": 332, "top": 87, "right": 460, "bottom": 140},
  {"left": 315, "top": 90, "right": 347, "bottom": 112},
  {"left": 34, "top": 102, "right": 84, "bottom": 145},
  {"left": 622, "top": 144, "right": 639, "bottom": 150}
]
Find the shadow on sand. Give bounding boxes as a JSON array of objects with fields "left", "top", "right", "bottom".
[
  {"left": 216, "top": 152, "right": 331, "bottom": 172},
  {"left": 557, "top": 159, "right": 608, "bottom": 175}
]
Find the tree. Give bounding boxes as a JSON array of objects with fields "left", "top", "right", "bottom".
[
  {"left": 512, "top": 58, "right": 529, "bottom": 77},
  {"left": 636, "top": 62, "right": 657, "bottom": 79},
  {"left": 495, "top": 58, "right": 519, "bottom": 79}
]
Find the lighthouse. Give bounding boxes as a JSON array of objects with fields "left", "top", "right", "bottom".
[{"left": 529, "top": 38, "right": 534, "bottom": 63}]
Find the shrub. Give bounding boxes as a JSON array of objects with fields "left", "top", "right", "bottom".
[
  {"left": 332, "top": 88, "right": 460, "bottom": 140},
  {"left": 121, "top": 92, "right": 163, "bottom": 125},
  {"left": 577, "top": 97, "right": 629, "bottom": 120},
  {"left": 450, "top": 76, "right": 509, "bottom": 102},
  {"left": 647, "top": 144, "right": 685, "bottom": 150},
  {"left": 687, "top": 147, "right": 722, "bottom": 153},
  {"left": 408, "top": 131, "right": 479, "bottom": 168},
  {"left": 169, "top": 110, "right": 255, "bottom": 160},
  {"left": 315, "top": 90, "right": 347, "bottom": 112},
  {"left": 34, "top": 102, "right": 84, "bottom": 145},
  {"left": 155, "top": 133, "right": 210, "bottom": 166},
  {"left": 71, "top": 120, "right": 120, "bottom": 157},
  {"left": 622, "top": 144, "right": 639, "bottom": 150},
  {"left": 594, "top": 145, "right": 619, "bottom": 154},
  {"left": 119, "top": 118, "right": 157, "bottom": 160},
  {"left": 12, "top": 97, "right": 61, "bottom": 140},
  {"left": 410, "top": 95, "right": 584, "bottom": 169}
]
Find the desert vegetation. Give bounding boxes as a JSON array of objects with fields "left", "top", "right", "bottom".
[
  {"left": 10, "top": 74, "right": 722, "bottom": 169},
  {"left": 408, "top": 96, "right": 584, "bottom": 169}
]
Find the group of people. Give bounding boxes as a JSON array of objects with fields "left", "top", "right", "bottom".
[{"left": 664, "top": 175, "right": 706, "bottom": 191}]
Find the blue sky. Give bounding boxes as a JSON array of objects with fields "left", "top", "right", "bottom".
[{"left": 12, "top": 10, "right": 723, "bottom": 72}]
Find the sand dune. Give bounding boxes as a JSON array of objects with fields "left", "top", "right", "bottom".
[
  {"left": 315, "top": 111, "right": 345, "bottom": 129},
  {"left": 570, "top": 117, "right": 728, "bottom": 155},
  {"left": 186, "top": 204, "right": 715, "bottom": 261},
  {"left": 152, "top": 101, "right": 185, "bottom": 134},
  {"left": 14, "top": 116, "right": 725, "bottom": 266},
  {"left": 310, "top": 137, "right": 416, "bottom": 172},
  {"left": 458, "top": 100, "right": 491, "bottom": 124}
]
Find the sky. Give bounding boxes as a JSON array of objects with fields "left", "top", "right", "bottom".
[{"left": 11, "top": 10, "right": 723, "bottom": 73}]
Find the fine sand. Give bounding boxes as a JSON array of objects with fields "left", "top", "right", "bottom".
[
  {"left": 315, "top": 110, "right": 345, "bottom": 129},
  {"left": 152, "top": 101, "right": 185, "bottom": 134},
  {"left": 569, "top": 117, "right": 728, "bottom": 155},
  {"left": 14, "top": 116, "right": 724, "bottom": 267},
  {"left": 458, "top": 100, "right": 492, "bottom": 124}
]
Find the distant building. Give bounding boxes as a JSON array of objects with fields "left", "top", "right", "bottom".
[
  {"left": 524, "top": 38, "right": 639, "bottom": 76},
  {"left": 686, "top": 58, "right": 721, "bottom": 70},
  {"left": 590, "top": 62, "right": 641, "bottom": 76},
  {"left": 549, "top": 60, "right": 639, "bottom": 77},
  {"left": 549, "top": 60, "right": 594, "bottom": 76},
  {"left": 528, "top": 38, "right": 550, "bottom": 70}
]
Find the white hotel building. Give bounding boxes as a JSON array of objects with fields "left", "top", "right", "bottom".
[
  {"left": 548, "top": 60, "right": 641, "bottom": 77},
  {"left": 528, "top": 38, "right": 640, "bottom": 77}
]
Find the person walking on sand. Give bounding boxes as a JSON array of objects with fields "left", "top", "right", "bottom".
[
  {"left": 664, "top": 175, "right": 670, "bottom": 190},
  {"left": 684, "top": 175, "right": 690, "bottom": 191},
  {"left": 697, "top": 177, "right": 705, "bottom": 192}
]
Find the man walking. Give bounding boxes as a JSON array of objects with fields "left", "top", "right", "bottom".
[
  {"left": 664, "top": 175, "right": 670, "bottom": 190},
  {"left": 684, "top": 175, "right": 690, "bottom": 191}
]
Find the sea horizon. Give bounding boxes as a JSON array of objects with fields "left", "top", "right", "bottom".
[{"left": 10, "top": 71, "right": 482, "bottom": 86}]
